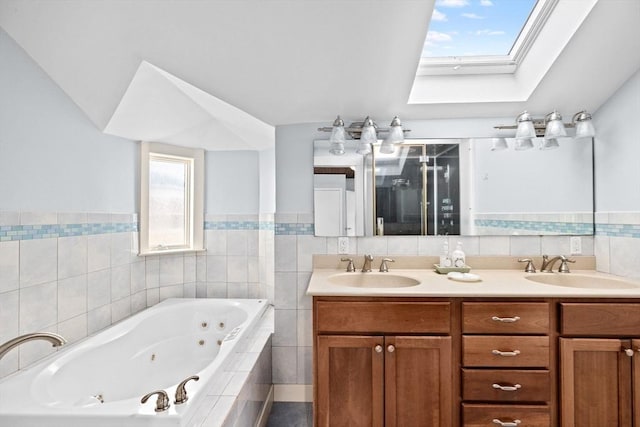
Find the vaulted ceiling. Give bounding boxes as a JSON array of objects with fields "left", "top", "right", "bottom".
[{"left": 1, "top": 0, "right": 639, "bottom": 149}]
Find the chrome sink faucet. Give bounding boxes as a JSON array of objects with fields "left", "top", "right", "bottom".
[
  {"left": 0, "top": 332, "right": 66, "bottom": 360},
  {"left": 541, "top": 255, "right": 575, "bottom": 273},
  {"left": 362, "top": 254, "right": 374, "bottom": 272},
  {"left": 379, "top": 258, "right": 395, "bottom": 272},
  {"left": 341, "top": 257, "right": 356, "bottom": 272}
]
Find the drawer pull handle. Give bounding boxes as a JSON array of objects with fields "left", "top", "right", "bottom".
[
  {"left": 492, "top": 419, "right": 521, "bottom": 427},
  {"left": 492, "top": 349, "right": 521, "bottom": 357},
  {"left": 387, "top": 345, "right": 395, "bottom": 353},
  {"left": 374, "top": 345, "right": 383, "bottom": 353},
  {"left": 492, "top": 316, "right": 521, "bottom": 323},
  {"left": 492, "top": 383, "right": 522, "bottom": 392},
  {"left": 624, "top": 348, "right": 634, "bottom": 357}
]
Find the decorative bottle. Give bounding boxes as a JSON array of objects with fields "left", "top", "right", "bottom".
[{"left": 440, "top": 240, "right": 451, "bottom": 267}]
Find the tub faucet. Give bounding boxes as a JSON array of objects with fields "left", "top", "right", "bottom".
[
  {"left": 141, "top": 390, "right": 170, "bottom": 412},
  {"left": 0, "top": 332, "right": 66, "bottom": 361},
  {"left": 541, "top": 255, "right": 575, "bottom": 273},
  {"left": 362, "top": 254, "right": 374, "bottom": 272},
  {"left": 175, "top": 375, "right": 200, "bottom": 404}
]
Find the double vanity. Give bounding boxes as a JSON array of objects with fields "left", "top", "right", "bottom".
[{"left": 307, "top": 255, "right": 640, "bottom": 427}]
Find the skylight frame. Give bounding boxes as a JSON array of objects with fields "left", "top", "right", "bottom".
[{"left": 416, "top": 0, "right": 558, "bottom": 76}]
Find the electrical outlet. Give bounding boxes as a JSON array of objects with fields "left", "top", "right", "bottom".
[
  {"left": 570, "top": 236, "right": 582, "bottom": 255},
  {"left": 338, "top": 237, "right": 349, "bottom": 254}
]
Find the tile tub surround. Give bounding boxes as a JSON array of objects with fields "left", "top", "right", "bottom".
[
  {"left": 271, "top": 213, "right": 596, "bottom": 400},
  {"left": 0, "top": 211, "right": 276, "bottom": 379}
]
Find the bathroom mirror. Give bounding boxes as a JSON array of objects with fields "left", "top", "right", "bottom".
[{"left": 313, "top": 137, "right": 594, "bottom": 236}]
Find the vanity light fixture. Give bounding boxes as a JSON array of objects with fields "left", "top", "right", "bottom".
[
  {"left": 494, "top": 110, "right": 596, "bottom": 149},
  {"left": 490, "top": 137, "right": 509, "bottom": 151},
  {"left": 318, "top": 115, "right": 411, "bottom": 155}
]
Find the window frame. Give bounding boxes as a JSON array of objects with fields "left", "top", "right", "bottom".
[{"left": 139, "top": 141, "right": 205, "bottom": 255}]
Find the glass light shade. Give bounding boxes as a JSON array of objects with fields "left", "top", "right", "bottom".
[
  {"left": 515, "top": 111, "right": 536, "bottom": 140},
  {"left": 515, "top": 138, "right": 534, "bottom": 151},
  {"left": 356, "top": 141, "right": 372, "bottom": 155},
  {"left": 575, "top": 119, "right": 595, "bottom": 140},
  {"left": 540, "top": 138, "right": 560, "bottom": 150},
  {"left": 357, "top": 117, "right": 377, "bottom": 155},
  {"left": 544, "top": 111, "right": 567, "bottom": 138},
  {"left": 380, "top": 121, "right": 403, "bottom": 154},
  {"left": 329, "top": 141, "right": 345, "bottom": 155},
  {"left": 490, "top": 137, "right": 508, "bottom": 151},
  {"left": 329, "top": 124, "right": 346, "bottom": 144}
]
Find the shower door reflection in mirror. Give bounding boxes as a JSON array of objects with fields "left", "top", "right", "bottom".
[{"left": 373, "top": 143, "right": 461, "bottom": 236}]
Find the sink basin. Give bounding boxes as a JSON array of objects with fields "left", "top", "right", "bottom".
[
  {"left": 525, "top": 274, "right": 639, "bottom": 289},
  {"left": 327, "top": 273, "right": 420, "bottom": 288}
]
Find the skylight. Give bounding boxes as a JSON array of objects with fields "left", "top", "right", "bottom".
[
  {"left": 423, "top": 0, "right": 538, "bottom": 58},
  {"left": 416, "top": 0, "right": 553, "bottom": 76}
]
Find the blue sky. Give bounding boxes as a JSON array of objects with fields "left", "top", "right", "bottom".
[{"left": 423, "top": 0, "right": 538, "bottom": 58}]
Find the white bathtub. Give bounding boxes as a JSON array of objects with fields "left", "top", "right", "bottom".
[{"left": 0, "top": 298, "right": 269, "bottom": 427}]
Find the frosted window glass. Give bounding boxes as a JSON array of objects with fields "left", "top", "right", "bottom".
[{"left": 148, "top": 157, "right": 189, "bottom": 248}]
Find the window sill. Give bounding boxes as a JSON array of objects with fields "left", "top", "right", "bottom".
[{"left": 138, "top": 248, "right": 206, "bottom": 257}]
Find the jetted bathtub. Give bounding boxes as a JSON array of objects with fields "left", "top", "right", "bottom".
[{"left": 0, "top": 298, "right": 268, "bottom": 427}]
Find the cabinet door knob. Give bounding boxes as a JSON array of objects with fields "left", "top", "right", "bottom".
[
  {"left": 492, "top": 349, "right": 521, "bottom": 357},
  {"left": 374, "top": 345, "right": 383, "bottom": 353},
  {"left": 492, "top": 419, "right": 521, "bottom": 427},
  {"left": 492, "top": 383, "right": 522, "bottom": 392},
  {"left": 491, "top": 316, "right": 521, "bottom": 323},
  {"left": 624, "top": 348, "right": 634, "bottom": 357},
  {"left": 387, "top": 345, "right": 395, "bottom": 353}
]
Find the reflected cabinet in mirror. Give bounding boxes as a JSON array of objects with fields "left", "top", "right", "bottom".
[{"left": 313, "top": 138, "right": 594, "bottom": 237}]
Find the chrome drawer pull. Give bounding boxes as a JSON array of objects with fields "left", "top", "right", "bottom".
[
  {"left": 492, "top": 383, "right": 522, "bottom": 392},
  {"left": 374, "top": 345, "right": 383, "bottom": 353},
  {"left": 624, "top": 348, "right": 634, "bottom": 357},
  {"left": 491, "top": 316, "right": 521, "bottom": 323},
  {"left": 492, "top": 349, "right": 521, "bottom": 357},
  {"left": 492, "top": 419, "right": 521, "bottom": 427}
]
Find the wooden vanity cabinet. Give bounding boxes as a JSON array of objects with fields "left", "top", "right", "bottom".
[
  {"left": 559, "top": 303, "right": 640, "bottom": 427},
  {"left": 314, "top": 298, "right": 454, "bottom": 427}
]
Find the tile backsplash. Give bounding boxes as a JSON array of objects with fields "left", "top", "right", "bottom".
[
  {"left": 595, "top": 211, "right": 640, "bottom": 279},
  {"left": 0, "top": 211, "right": 275, "bottom": 379}
]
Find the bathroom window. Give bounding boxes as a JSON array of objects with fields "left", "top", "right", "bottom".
[{"left": 139, "top": 142, "right": 204, "bottom": 255}]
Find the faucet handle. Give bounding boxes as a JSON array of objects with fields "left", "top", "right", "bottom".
[
  {"left": 517, "top": 258, "right": 537, "bottom": 273},
  {"left": 558, "top": 257, "right": 576, "bottom": 273},
  {"left": 340, "top": 257, "right": 356, "bottom": 272},
  {"left": 175, "top": 375, "right": 200, "bottom": 404},
  {"left": 379, "top": 258, "right": 395, "bottom": 272},
  {"left": 141, "top": 390, "right": 170, "bottom": 412}
]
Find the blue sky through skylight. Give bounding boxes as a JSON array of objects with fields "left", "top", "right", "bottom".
[{"left": 423, "top": 0, "right": 538, "bottom": 58}]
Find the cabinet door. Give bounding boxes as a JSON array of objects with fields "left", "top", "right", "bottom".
[
  {"left": 560, "top": 338, "right": 633, "bottom": 427},
  {"left": 316, "top": 335, "right": 384, "bottom": 427},
  {"left": 385, "top": 336, "right": 452, "bottom": 427}
]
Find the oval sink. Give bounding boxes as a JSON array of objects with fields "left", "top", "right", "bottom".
[
  {"left": 328, "top": 273, "right": 420, "bottom": 288},
  {"left": 525, "top": 274, "right": 639, "bottom": 289}
]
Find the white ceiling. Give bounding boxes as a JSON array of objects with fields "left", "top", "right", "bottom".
[{"left": 1, "top": 0, "right": 639, "bottom": 147}]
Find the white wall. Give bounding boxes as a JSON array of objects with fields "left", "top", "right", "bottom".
[
  {"left": 593, "top": 68, "right": 640, "bottom": 212},
  {"left": 0, "top": 29, "right": 137, "bottom": 213},
  {"left": 259, "top": 147, "right": 276, "bottom": 214},
  {"left": 205, "top": 150, "right": 260, "bottom": 214}
]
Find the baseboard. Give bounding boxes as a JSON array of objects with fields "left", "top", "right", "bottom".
[
  {"left": 273, "top": 384, "right": 313, "bottom": 402},
  {"left": 255, "top": 385, "right": 274, "bottom": 427}
]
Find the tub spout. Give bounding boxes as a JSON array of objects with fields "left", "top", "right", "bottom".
[
  {"left": 175, "top": 375, "right": 200, "bottom": 404},
  {"left": 0, "top": 332, "right": 66, "bottom": 361},
  {"left": 141, "top": 390, "right": 170, "bottom": 412}
]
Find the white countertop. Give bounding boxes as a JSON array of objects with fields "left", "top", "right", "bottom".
[{"left": 307, "top": 268, "right": 640, "bottom": 298}]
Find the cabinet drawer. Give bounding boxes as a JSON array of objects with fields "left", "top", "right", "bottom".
[
  {"left": 561, "top": 303, "right": 640, "bottom": 335},
  {"left": 315, "top": 301, "right": 450, "bottom": 333},
  {"left": 463, "top": 336, "right": 549, "bottom": 368},
  {"left": 463, "top": 404, "right": 550, "bottom": 427},
  {"left": 463, "top": 302, "right": 549, "bottom": 334},
  {"left": 462, "top": 369, "right": 550, "bottom": 402}
]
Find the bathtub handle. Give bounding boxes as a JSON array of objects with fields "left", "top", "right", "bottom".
[
  {"left": 175, "top": 375, "right": 200, "bottom": 404},
  {"left": 141, "top": 390, "right": 170, "bottom": 412}
]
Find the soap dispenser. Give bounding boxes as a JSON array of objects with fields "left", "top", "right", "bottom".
[{"left": 451, "top": 242, "right": 466, "bottom": 268}]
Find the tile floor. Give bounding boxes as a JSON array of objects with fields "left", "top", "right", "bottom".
[{"left": 266, "top": 402, "right": 312, "bottom": 427}]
